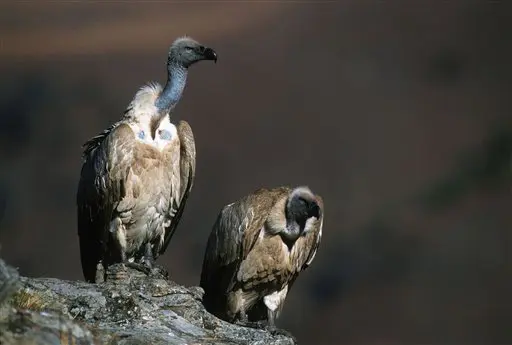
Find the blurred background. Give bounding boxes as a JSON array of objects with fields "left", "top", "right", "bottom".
[{"left": 0, "top": 1, "right": 511, "bottom": 344}]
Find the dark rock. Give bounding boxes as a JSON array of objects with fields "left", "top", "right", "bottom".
[{"left": 0, "top": 260, "right": 295, "bottom": 345}]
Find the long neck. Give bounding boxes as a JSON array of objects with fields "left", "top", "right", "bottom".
[{"left": 155, "top": 62, "right": 188, "bottom": 114}]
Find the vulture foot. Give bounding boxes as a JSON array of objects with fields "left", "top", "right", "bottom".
[
  {"left": 105, "top": 263, "right": 131, "bottom": 281},
  {"left": 104, "top": 262, "right": 167, "bottom": 282},
  {"left": 138, "top": 243, "right": 169, "bottom": 279},
  {"left": 264, "top": 309, "right": 296, "bottom": 342},
  {"left": 234, "top": 319, "right": 267, "bottom": 330},
  {"left": 125, "top": 262, "right": 152, "bottom": 276},
  {"left": 124, "top": 262, "right": 169, "bottom": 280}
]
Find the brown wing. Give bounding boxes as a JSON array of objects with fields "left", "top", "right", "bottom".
[
  {"left": 158, "top": 120, "right": 196, "bottom": 256},
  {"left": 199, "top": 187, "right": 290, "bottom": 315},
  {"left": 76, "top": 123, "right": 136, "bottom": 282}
]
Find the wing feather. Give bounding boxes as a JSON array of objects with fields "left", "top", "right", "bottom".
[
  {"left": 159, "top": 120, "right": 196, "bottom": 255},
  {"left": 200, "top": 188, "right": 289, "bottom": 302},
  {"left": 76, "top": 123, "right": 136, "bottom": 282},
  {"left": 302, "top": 195, "right": 324, "bottom": 269}
]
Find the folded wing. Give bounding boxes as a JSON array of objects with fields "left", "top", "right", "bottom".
[
  {"left": 200, "top": 188, "right": 288, "bottom": 315},
  {"left": 76, "top": 123, "right": 136, "bottom": 282},
  {"left": 158, "top": 120, "right": 196, "bottom": 256}
]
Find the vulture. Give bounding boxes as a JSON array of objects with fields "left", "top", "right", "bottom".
[
  {"left": 77, "top": 36, "right": 217, "bottom": 283},
  {"left": 200, "top": 186, "right": 324, "bottom": 335}
]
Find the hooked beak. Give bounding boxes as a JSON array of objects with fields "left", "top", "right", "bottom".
[
  {"left": 309, "top": 200, "right": 321, "bottom": 219},
  {"left": 201, "top": 46, "right": 217, "bottom": 63}
]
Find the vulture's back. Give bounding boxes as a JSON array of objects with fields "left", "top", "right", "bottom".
[{"left": 199, "top": 187, "right": 291, "bottom": 318}]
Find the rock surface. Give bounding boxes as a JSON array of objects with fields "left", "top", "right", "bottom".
[{"left": 0, "top": 259, "right": 295, "bottom": 345}]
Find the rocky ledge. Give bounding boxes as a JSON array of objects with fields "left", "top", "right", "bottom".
[{"left": 0, "top": 258, "right": 295, "bottom": 345}]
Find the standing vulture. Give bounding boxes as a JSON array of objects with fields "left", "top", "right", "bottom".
[
  {"left": 200, "top": 186, "right": 324, "bottom": 335},
  {"left": 77, "top": 37, "right": 217, "bottom": 283}
]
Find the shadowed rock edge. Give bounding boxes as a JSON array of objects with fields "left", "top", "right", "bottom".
[{"left": 0, "top": 259, "right": 295, "bottom": 345}]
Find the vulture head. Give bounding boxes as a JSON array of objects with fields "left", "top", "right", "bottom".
[
  {"left": 283, "top": 186, "right": 321, "bottom": 241},
  {"left": 168, "top": 36, "right": 218, "bottom": 68},
  {"left": 155, "top": 36, "right": 217, "bottom": 113}
]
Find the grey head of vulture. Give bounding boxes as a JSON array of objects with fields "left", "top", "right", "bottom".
[
  {"left": 76, "top": 36, "right": 217, "bottom": 283},
  {"left": 200, "top": 186, "right": 323, "bottom": 336}
]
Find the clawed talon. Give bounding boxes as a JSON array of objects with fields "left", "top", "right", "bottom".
[
  {"left": 132, "top": 243, "right": 169, "bottom": 279},
  {"left": 235, "top": 319, "right": 267, "bottom": 330},
  {"left": 125, "top": 262, "right": 152, "bottom": 276},
  {"left": 105, "top": 261, "right": 169, "bottom": 282},
  {"left": 106, "top": 263, "right": 130, "bottom": 281},
  {"left": 104, "top": 243, "right": 169, "bottom": 282},
  {"left": 235, "top": 319, "right": 256, "bottom": 328}
]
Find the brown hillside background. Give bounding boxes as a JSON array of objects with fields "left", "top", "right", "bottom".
[{"left": 0, "top": 2, "right": 510, "bottom": 344}]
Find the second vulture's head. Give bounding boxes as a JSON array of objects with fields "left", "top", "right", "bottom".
[
  {"left": 168, "top": 36, "right": 218, "bottom": 68},
  {"left": 283, "top": 186, "right": 322, "bottom": 241}
]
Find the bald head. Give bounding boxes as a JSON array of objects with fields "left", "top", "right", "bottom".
[
  {"left": 168, "top": 36, "right": 217, "bottom": 68},
  {"left": 285, "top": 186, "right": 321, "bottom": 230},
  {"left": 154, "top": 36, "right": 217, "bottom": 113}
]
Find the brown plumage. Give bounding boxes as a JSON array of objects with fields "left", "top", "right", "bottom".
[
  {"left": 77, "top": 36, "right": 216, "bottom": 283},
  {"left": 200, "top": 186, "right": 323, "bottom": 332},
  {"left": 77, "top": 85, "right": 196, "bottom": 283}
]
